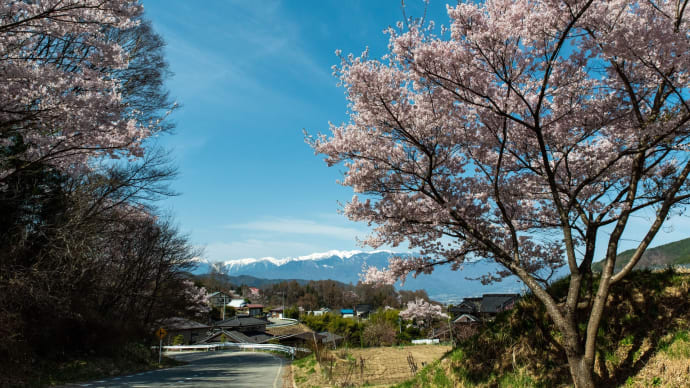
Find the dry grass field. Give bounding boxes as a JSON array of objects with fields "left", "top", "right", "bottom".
[{"left": 291, "top": 344, "right": 451, "bottom": 387}]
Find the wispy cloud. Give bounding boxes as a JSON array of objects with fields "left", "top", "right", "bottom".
[
  {"left": 203, "top": 239, "right": 320, "bottom": 261},
  {"left": 225, "top": 217, "right": 364, "bottom": 240}
]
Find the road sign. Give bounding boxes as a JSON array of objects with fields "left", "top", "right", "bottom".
[{"left": 156, "top": 327, "right": 167, "bottom": 339}]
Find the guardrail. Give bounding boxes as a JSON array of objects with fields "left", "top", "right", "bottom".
[{"left": 159, "top": 342, "right": 309, "bottom": 359}]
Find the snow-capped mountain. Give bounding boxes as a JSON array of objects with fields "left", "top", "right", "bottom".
[{"left": 192, "top": 250, "right": 528, "bottom": 303}]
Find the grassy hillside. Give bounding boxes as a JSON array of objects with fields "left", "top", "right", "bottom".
[
  {"left": 396, "top": 268, "right": 690, "bottom": 387},
  {"left": 592, "top": 237, "right": 690, "bottom": 272}
]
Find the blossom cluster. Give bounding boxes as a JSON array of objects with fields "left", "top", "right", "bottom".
[
  {"left": 313, "top": 0, "right": 690, "bottom": 287},
  {"left": 0, "top": 1, "right": 151, "bottom": 181}
]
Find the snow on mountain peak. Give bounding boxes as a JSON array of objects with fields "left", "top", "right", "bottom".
[{"left": 221, "top": 249, "right": 393, "bottom": 268}]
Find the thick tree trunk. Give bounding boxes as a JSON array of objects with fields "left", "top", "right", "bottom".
[{"left": 567, "top": 354, "right": 596, "bottom": 388}]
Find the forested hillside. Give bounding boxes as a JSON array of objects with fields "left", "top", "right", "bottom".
[{"left": 593, "top": 238, "right": 690, "bottom": 272}]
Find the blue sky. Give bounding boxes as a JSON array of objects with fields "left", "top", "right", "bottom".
[{"left": 142, "top": 0, "right": 689, "bottom": 263}]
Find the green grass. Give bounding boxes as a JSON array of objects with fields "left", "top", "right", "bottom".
[
  {"left": 292, "top": 354, "right": 317, "bottom": 369},
  {"left": 659, "top": 330, "right": 690, "bottom": 359}
]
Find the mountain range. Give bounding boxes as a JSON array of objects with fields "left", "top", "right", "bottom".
[
  {"left": 192, "top": 250, "right": 526, "bottom": 303},
  {"left": 194, "top": 236, "right": 690, "bottom": 303}
]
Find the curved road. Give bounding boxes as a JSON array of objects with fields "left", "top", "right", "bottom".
[{"left": 68, "top": 351, "right": 285, "bottom": 388}]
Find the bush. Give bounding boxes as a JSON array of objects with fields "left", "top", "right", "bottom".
[
  {"left": 172, "top": 334, "right": 184, "bottom": 345},
  {"left": 363, "top": 321, "right": 397, "bottom": 347}
]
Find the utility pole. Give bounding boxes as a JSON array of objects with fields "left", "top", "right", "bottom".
[{"left": 222, "top": 293, "right": 226, "bottom": 320}]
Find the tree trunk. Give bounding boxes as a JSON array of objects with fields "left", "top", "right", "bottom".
[{"left": 566, "top": 352, "right": 596, "bottom": 388}]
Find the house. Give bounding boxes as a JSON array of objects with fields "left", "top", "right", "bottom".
[
  {"left": 198, "top": 329, "right": 273, "bottom": 344},
  {"left": 340, "top": 309, "right": 354, "bottom": 318},
  {"left": 248, "top": 287, "right": 261, "bottom": 297},
  {"left": 449, "top": 294, "right": 519, "bottom": 321},
  {"left": 355, "top": 304, "right": 373, "bottom": 319},
  {"left": 306, "top": 307, "right": 330, "bottom": 316},
  {"left": 315, "top": 307, "right": 330, "bottom": 316},
  {"left": 270, "top": 307, "right": 284, "bottom": 318},
  {"left": 318, "top": 331, "right": 344, "bottom": 349},
  {"left": 278, "top": 331, "right": 326, "bottom": 348},
  {"left": 453, "top": 314, "right": 480, "bottom": 324},
  {"left": 246, "top": 304, "right": 264, "bottom": 318},
  {"left": 448, "top": 297, "right": 482, "bottom": 317},
  {"left": 229, "top": 299, "right": 247, "bottom": 309},
  {"left": 479, "top": 294, "right": 519, "bottom": 318},
  {"left": 200, "top": 316, "right": 272, "bottom": 344},
  {"left": 157, "top": 317, "right": 210, "bottom": 345},
  {"left": 208, "top": 291, "right": 233, "bottom": 308},
  {"left": 215, "top": 316, "right": 268, "bottom": 333}
]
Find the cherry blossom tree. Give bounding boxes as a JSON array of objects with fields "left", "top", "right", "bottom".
[
  {"left": 311, "top": 1, "right": 690, "bottom": 386},
  {"left": 182, "top": 280, "right": 211, "bottom": 318},
  {"left": 399, "top": 298, "right": 448, "bottom": 327},
  {"left": 0, "top": 0, "right": 165, "bottom": 183}
]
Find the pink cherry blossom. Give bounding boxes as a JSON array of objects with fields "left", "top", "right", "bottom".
[{"left": 312, "top": 2, "right": 690, "bottom": 386}]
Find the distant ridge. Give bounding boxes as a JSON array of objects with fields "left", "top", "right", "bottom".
[
  {"left": 592, "top": 237, "right": 690, "bottom": 272},
  {"left": 193, "top": 250, "right": 524, "bottom": 303},
  {"left": 223, "top": 274, "right": 311, "bottom": 288}
]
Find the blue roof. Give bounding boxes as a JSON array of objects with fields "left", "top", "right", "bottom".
[{"left": 341, "top": 309, "right": 354, "bottom": 314}]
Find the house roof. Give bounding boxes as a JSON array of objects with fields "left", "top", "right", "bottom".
[
  {"left": 355, "top": 304, "right": 372, "bottom": 312},
  {"left": 208, "top": 291, "right": 230, "bottom": 298},
  {"left": 450, "top": 299, "right": 480, "bottom": 314},
  {"left": 157, "top": 317, "right": 209, "bottom": 330},
  {"left": 270, "top": 307, "right": 284, "bottom": 312},
  {"left": 453, "top": 314, "right": 480, "bottom": 323},
  {"left": 197, "top": 328, "right": 275, "bottom": 344},
  {"left": 318, "top": 331, "right": 344, "bottom": 343},
  {"left": 246, "top": 304, "right": 264, "bottom": 309},
  {"left": 250, "top": 333, "right": 274, "bottom": 344},
  {"left": 281, "top": 332, "right": 326, "bottom": 342},
  {"left": 229, "top": 299, "right": 247, "bottom": 308},
  {"left": 479, "top": 294, "right": 519, "bottom": 313},
  {"left": 340, "top": 309, "right": 354, "bottom": 314},
  {"left": 215, "top": 316, "right": 267, "bottom": 328}
]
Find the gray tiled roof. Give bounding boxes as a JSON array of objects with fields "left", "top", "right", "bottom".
[
  {"left": 215, "top": 316, "right": 267, "bottom": 328},
  {"left": 197, "top": 329, "right": 273, "bottom": 344},
  {"left": 157, "top": 317, "right": 209, "bottom": 330},
  {"left": 318, "top": 331, "right": 344, "bottom": 343},
  {"left": 479, "top": 294, "right": 519, "bottom": 313}
]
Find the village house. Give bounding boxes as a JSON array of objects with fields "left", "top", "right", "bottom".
[
  {"left": 207, "top": 291, "right": 233, "bottom": 308},
  {"left": 228, "top": 298, "right": 247, "bottom": 309},
  {"left": 278, "top": 331, "right": 326, "bottom": 348},
  {"left": 248, "top": 287, "right": 261, "bottom": 298},
  {"left": 197, "top": 315, "right": 273, "bottom": 344},
  {"left": 214, "top": 315, "right": 267, "bottom": 333},
  {"left": 355, "top": 304, "right": 372, "bottom": 319},
  {"left": 270, "top": 307, "right": 283, "bottom": 318},
  {"left": 318, "top": 331, "right": 344, "bottom": 349},
  {"left": 449, "top": 293, "right": 520, "bottom": 322},
  {"left": 246, "top": 304, "right": 264, "bottom": 318},
  {"left": 157, "top": 317, "right": 210, "bottom": 345},
  {"left": 306, "top": 307, "right": 330, "bottom": 316}
]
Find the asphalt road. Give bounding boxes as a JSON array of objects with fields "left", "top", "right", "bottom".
[{"left": 67, "top": 351, "right": 285, "bottom": 388}]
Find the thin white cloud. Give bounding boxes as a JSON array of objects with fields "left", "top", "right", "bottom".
[
  {"left": 225, "top": 218, "right": 364, "bottom": 240},
  {"left": 204, "top": 239, "right": 320, "bottom": 262}
]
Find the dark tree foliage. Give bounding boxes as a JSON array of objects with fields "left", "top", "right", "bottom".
[{"left": 0, "top": 12, "right": 197, "bottom": 384}]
